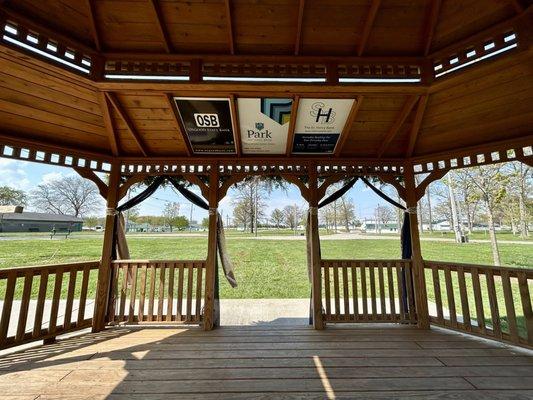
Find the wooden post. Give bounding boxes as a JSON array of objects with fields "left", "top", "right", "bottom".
[
  {"left": 403, "top": 165, "right": 430, "bottom": 329},
  {"left": 203, "top": 164, "right": 219, "bottom": 330},
  {"left": 92, "top": 162, "right": 121, "bottom": 332},
  {"left": 308, "top": 165, "right": 324, "bottom": 329}
]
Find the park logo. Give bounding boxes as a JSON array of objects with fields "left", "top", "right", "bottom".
[
  {"left": 310, "top": 102, "right": 336, "bottom": 124},
  {"left": 247, "top": 122, "right": 272, "bottom": 140}
]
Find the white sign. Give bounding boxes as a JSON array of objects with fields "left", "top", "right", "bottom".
[
  {"left": 238, "top": 98, "right": 293, "bottom": 154},
  {"left": 292, "top": 98, "right": 355, "bottom": 154}
]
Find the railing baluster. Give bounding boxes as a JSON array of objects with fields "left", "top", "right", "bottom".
[
  {"left": 147, "top": 263, "right": 156, "bottom": 322},
  {"left": 186, "top": 262, "right": 194, "bottom": 321},
  {"left": 77, "top": 265, "right": 90, "bottom": 325},
  {"left": 48, "top": 268, "right": 64, "bottom": 336},
  {"left": 157, "top": 263, "right": 165, "bottom": 321},
  {"left": 138, "top": 264, "right": 147, "bottom": 322},
  {"left": 501, "top": 270, "right": 518, "bottom": 342},
  {"left": 0, "top": 271, "right": 17, "bottom": 346},
  {"left": 128, "top": 264, "right": 138, "bottom": 323},
  {"left": 333, "top": 262, "right": 340, "bottom": 319},
  {"left": 431, "top": 265, "right": 444, "bottom": 324},
  {"left": 457, "top": 266, "right": 471, "bottom": 331},
  {"left": 444, "top": 266, "right": 457, "bottom": 327},
  {"left": 517, "top": 271, "right": 533, "bottom": 346},
  {"left": 486, "top": 269, "right": 502, "bottom": 339},
  {"left": 405, "top": 263, "right": 416, "bottom": 323},
  {"left": 369, "top": 264, "right": 377, "bottom": 320},
  {"left": 378, "top": 265, "right": 386, "bottom": 319},
  {"left": 361, "top": 264, "right": 367, "bottom": 319},
  {"left": 167, "top": 263, "right": 175, "bottom": 322},
  {"left": 16, "top": 270, "right": 33, "bottom": 342},
  {"left": 396, "top": 265, "right": 406, "bottom": 321},
  {"left": 387, "top": 263, "right": 395, "bottom": 321},
  {"left": 33, "top": 270, "right": 48, "bottom": 338},
  {"left": 63, "top": 269, "right": 77, "bottom": 330},
  {"left": 109, "top": 262, "right": 120, "bottom": 322},
  {"left": 118, "top": 265, "right": 128, "bottom": 322},
  {"left": 351, "top": 264, "right": 358, "bottom": 321},
  {"left": 471, "top": 267, "right": 486, "bottom": 335},
  {"left": 195, "top": 262, "right": 203, "bottom": 322},
  {"left": 342, "top": 262, "right": 349, "bottom": 320},
  {"left": 324, "top": 262, "right": 331, "bottom": 319},
  {"left": 177, "top": 263, "right": 184, "bottom": 321}
]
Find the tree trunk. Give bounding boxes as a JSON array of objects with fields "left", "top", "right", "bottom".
[
  {"left": 519, "top": 164, "right": 529, "bottom": 237},
  {"left": 426, "top": 189, "right": 433, "bottom": 232},
  {"left": 448, "top": 174, "right": 463, "bottom": 243},
  {"left": 486, "top": 204, "right": 501, "bottom": 266}
]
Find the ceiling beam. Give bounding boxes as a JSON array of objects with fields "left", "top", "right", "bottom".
[
  {"left": 98, "top": 91, "right": 120, "bottom": 156},
  {"left": 422, "top": 0, "right": 441, "bottom": 56},
  {"left": 377, "top": 95, "right": 418, "bottom": 158},
  {"left": 510, "top": 0, "right": 524, "bottom": 14},
  {"left": 84, "top": 0, "right": 101, "bottom": 52},
  {"left": 335, "top": 96, "right": 364, "bottom": 157},
  {"left": 225, "top": 0, "right": 235, "bottom": 55},
  {"left": 357, "top": 0, "right": 381, "bottom": 56},
  {"left": 285, "top": 96, "right": 300, "bottom": 156},
  {"left": 148, "top": 0, "right": 172, "bottom": 53},
  {"left": 294, "top": 0, "right": 305, "bottom": 55},
  {"left": 105, "top": 92, "right": 149, "bottom": 157},
  {"left": 405, "top": 95, "right": 428, "bottom": 157}
]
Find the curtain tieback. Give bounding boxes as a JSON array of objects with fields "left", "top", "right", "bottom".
[
  {"left": 405, "top": 207, "right": 417, "bottom": 214},
  {"left": 106, "top": 208, "right": 118, "bottom": 216},
  {"left": 209, "top": 207, "right": 217, "bottom": 216},
  {"left": 309, "top": 207, "right": 318, "bottom": 215}
]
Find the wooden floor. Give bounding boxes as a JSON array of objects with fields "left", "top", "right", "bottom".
[{"left": 0, "top": 324, "right": 532, "bottom": 399}]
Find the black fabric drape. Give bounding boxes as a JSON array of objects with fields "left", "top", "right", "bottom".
[
  {"left": 360, "top": 177, "right": 413, "bottom": 314},
  {"left": 318, "top": 178, "right": 358, "bottom": 208}
]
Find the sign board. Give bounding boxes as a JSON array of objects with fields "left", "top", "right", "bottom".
[
  {"left": 173, "top": 97, "right": 236, "bottom": 154},
  {"left": 238, "top": 98, "right": 292, "bottom": 154},
  {"left": 292, "top": 98, "right": 356, "bottom": 154}
]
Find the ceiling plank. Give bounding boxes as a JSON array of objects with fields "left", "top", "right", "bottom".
[
  {"left": 84, "top": 0, "right": 101, "bottom": 52},
  {"left": 510, "top": 0, "right": 524, "bottom": 14},
  {"left": 97, "top": 91, "right": 120, "bottom": 156},
  {"left": 294, "top": 0, "right": 305, "bottom": 55},
  {"left": 405, "top": 95, "right": 428, "bottom": 157},
  {"left": 148, "top": 0, "right": 172, "bottom": 53},
  {"left": 334, "top": 96, "right": 364, "bottom": 157},
  {"left": 285, "top": 96, "right": 300, "bottom": 156},
  {"left": 165, "top": 94, "right": 192, "bottom": 156},
  {"left": 422, "top": 0, "right": 441, "bottom": 56},
  {"left": 225, "top": 0, "right": 235, "bottom": 55},
  {"left": 377, "top": 95, "right": 418, "bottom": 158},
  {"left": 105, "top": 92, "right": 149, "bottom": 157},
  {"left": 357, "top": 0, "right": 381, "bottom": 56}
]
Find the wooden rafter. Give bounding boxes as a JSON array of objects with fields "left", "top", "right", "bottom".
[
  {"left": 405, "top": 94, "right": 428, "bottom": 158},
  {"left": 105, "top": 92, "right": 149, "bottom": 157},
  {"left": 165, "top": 94, "right": 192, "bottom": 156},
  {"left": 422, "top": 0, "right": 441, "bottom": 56},
  {"left": 148, "top": 0, "right": 172, "bottom": 53},
  {"left": 225, "top": 0, "right": 235, "bottom": 55},
  {"left": 335, "top": 95, "right": 364, "bottom": 157},
  {"left": 97, "top": 91, "right": 119, "bottom": 156},
  {"left": 357, "top": 0, "right": 381, "bottom": 56},
  {"left": 377, "top": 95, "right": 418, "bottom": 158},
  {"left": 284, "top": 175, "right": 310, "bottom": 202},
  {"left": 229, "top": 94, "right": 242, "bottom": 156},
  {"left": 415, "top": 168, "right": 448, "bottom": 200},
  {"left": 378, "top": 174, "right": 406, "bottom": 201},
  {"left": 183, "top": 174, "right": 209, "bottom": 199},
  {"left": 74, "top": 167, "right": 108, "bottom": 198},
  {"left": 84, "top": 0, "right": 101, "bottom": 51},
  {"left": 285, "top": 96, "right": 300, "bottom": 156},
  {"left": 294, "top": 0, "right": 305, "bottom": 55}
]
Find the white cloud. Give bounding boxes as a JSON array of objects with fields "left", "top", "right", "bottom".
[
  {"left": 41, "top": 171, "right": 65, "bottom": 184},
  {"left": 0, "top": 159, "right": 31, "bottom": 190}
]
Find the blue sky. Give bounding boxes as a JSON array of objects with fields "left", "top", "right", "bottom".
[{"left": 0, "top": 159, "right": 392, "bottom": 222}]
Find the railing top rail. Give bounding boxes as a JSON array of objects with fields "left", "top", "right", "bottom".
[
  {"left": 321, "top": 259, "right": 411, "bottom": 264},
  {"left": 111, "top": 259, "right": 207, "bottom": 265},
  {"left": 424, "top": 260, "right": 533, "bottom": 278},
  {"left": 0, "top": 260, "right": 100, "bottom": 278}
]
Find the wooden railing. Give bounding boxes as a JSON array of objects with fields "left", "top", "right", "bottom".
[
  {"left": 109, "top": 260, "right": 206, "bottom": 324},
  {"left": 425, "top": 261, "right": 533, "bottom": 348},
  {"left": 321, "top": 260, "right": 416, "bottom": 324},
  {"left": 0, "top": 261, "right": 99, "bottom": 350}
]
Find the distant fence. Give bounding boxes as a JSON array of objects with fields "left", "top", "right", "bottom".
[
  {"left": 0, "top": 261, "right": 99, "bottom": 350},
  {"left": 320, "top": 259, "right": 416, "bottom": 324},
  {"left": 109, "top": 260, "right": 207, "bottom": 324},
  {"left": 425, "top": 261, "right": 533, "bottom": 348}
]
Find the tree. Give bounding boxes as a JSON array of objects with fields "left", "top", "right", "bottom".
[
  {"left": 201, "top": 217, "right": 209, "bottom": 229},
  {"left": 283, "top": 204, "right": 304, "bottom": 233},
  {"left": 174, "top": 215, "right": 189, "bottom": 230},
  {"left": 162, "top": 202, "right": 181, "bottom": 232},
  {"left": 374, "top": 204, "right": 393, "bottom": 234},
  {"left": 463, "top": 165, "right": 510, "bottom": 266},
  {"left": 338, "top": 197, "right": 355, "bottom": 232},
  {"left": 0, "top": 186, "right": 27, "bottom": 206},
  {"left": 31, "top": 175, "right": 101, "bottom": 217},
  {"left": 270, "top": 208, "right": 285, "bottom": 228},
  {"left": 233, "top": 198, "right": 252, "bottom": 231},
  {"left": 508, "top": 162, "right": 531, "bottom": 238}
]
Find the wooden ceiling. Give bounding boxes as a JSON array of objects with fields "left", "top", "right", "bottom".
[{"left": 0, "top": 0, "right": 531, "bottom": 165}]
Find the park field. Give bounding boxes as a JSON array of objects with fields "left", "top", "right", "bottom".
[{"left": 0, "top": 234, "right": 531, "bottom": 298}]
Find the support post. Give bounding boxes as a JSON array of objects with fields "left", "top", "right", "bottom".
[
  {"left": 403, "top": 165, "right": 430, "bottom": 329},
  {"left": 92, "top": 162, "right": 121, "bottom": 332},
  {"left": 203, "top": 165, "right": 219, "bottom": 330},
  {"left": 308, "top": 165, "right": 324, "bottom": 329}
]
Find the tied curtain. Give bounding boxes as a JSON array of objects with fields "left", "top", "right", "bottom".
[
  {"left": 112, "top": 175, "right": 237, "bottom": 288},
  {"left": 307, "top": 176, "right": 414, "bottom": 323}
]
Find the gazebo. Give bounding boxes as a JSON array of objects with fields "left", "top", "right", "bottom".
[{"left": 0, "top": 0, "right": 532, "bottom": 398}]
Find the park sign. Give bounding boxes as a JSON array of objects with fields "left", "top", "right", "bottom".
[
  {"left": 238, "top": 98, "right": 293, "bottom": 154},
  {"left": 292, "top": 98, "right": 356, "bottom": 154},
  {"left": 173, "top": 97, "right": 236, "bottom": 154}
]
